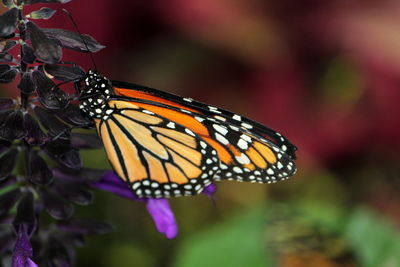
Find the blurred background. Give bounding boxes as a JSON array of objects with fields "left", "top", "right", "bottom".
[{"left": 3, "top": 0, "right": 400, "bottom": 266}]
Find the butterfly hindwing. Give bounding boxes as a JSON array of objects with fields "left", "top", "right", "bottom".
[{"left": 95, "top": 101, "right": 220, "bottom": 198}]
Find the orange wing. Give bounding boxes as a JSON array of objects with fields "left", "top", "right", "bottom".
[
  {"left": 107, "top": 92, "right": 296, "bottom": 189},
  {"left": 95, "top": 100, "right": 220, "bottom": 198},
  {"left": 81, "top": 74, "right": 296, "bottom": 198}
]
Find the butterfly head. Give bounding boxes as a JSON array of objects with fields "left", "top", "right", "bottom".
[
  {"left": 82, "top": 69, "right": 113, "bottom": 97},
  {"left": 79, "top": 70, "right": 113, "bottom": 119}
]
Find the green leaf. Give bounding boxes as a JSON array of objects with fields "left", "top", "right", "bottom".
[
  {"left": 345, "top": 208, "right": 400, "bottom": 267},
  {"left": 173, "top": 206, "right": 273, "bottom": 267}
]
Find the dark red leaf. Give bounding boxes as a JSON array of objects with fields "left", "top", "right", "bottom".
[
  {"left": 0, "top": 8, "right": 18, "bottom": 38},
  {"left": 44, "top": 139, "right": 82, "bottom": 169},
  {"left": 34, "top": 106, "right": 70, "bottom": 138},
  {"left": 53, "top": 180, "right": 93, "bottom": 205},
  {"left": 17, "top": 72, "right": 35, "bottom": 94},
  {"left": 26, "top": 150, "right": 53, "bottom": 185},
  {"left": 41, "top": 189, "right": 74, "bottom": 220},
  {"left": 0, "top": 40, "right": 17, "bottom": 52},
  {"left": 0, "top": 148, "right": 18, "bottom": 180},
  {"left": 0, "top": 188, "right": 21, "bottom": 217},
  {"left": 31, "top": 70, "right": 69, "bottom": 109},
  {"left": 44, "top": 64, "right": 85, "bottom": 81},
  {"left": 27, "top": 21, "right": 62, "bottom": 64},
  {"left": 56, "top": 104, "right": 92, "bottom": 127},
  {"left": 23, "top": 113, "right": 47, "bottom": 145},
  {"left": 0, "top": 109, "right": 27, "bottom": 141},
  {"left": 22, "top": 44, "right": 36, "bottom": 64},
  {"left": 0, "top": 52, "right": 13, "bottom": 62},
  {"left": 0, "top": 64, "right": 18, "bottom": 83},
  {"left": 43, "top": 28, "right": 105, "bottom": 52},
  {"left": 24, "top": 0, "right": 72, "bottom": 4}
]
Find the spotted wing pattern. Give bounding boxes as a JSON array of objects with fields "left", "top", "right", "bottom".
[
  {"left": 112, "top": 82, "right": 296, "bottom": 185},
  {"left": 113, "top": 81, "right": 297, "bottom": 159},
  {"left": 109, "top": 96, "right": 296, "bottom": 187},
  {"left": 79, "top": 71, "right": 297, "bottom": 199},
  {"left": 94, "top": 100, "right": 220, "bottom": 198}
]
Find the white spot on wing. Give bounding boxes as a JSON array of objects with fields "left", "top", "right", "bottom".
[
  {"left": 215, "top": 133, "right": 229, "bottom": 145},
  {"left": 237, "top": 139, "right": 248, "bottom": 150},
  {"left": 213, "top": 124, "right": 228, "bottom": 135},
  {"left": 235, "top": 153, "right": 250, "bottom": 164},
  {"left": 233, "top": 114, "right": 241, "bottom": 121},
  {"left": 241, "top": 122, "right": 253, "bottom": 129}
]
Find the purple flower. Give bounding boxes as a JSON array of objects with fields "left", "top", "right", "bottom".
[
  {"left": 94, "top": 171, "right": 179, "bottom": 239},
  {"left": 146, "top": 199, "right": 178, "bottom": 239},
  {"left": 92, "top": 171, "right": 140, "bottom": 201},
  {"left": 12, "top": 225, "right": 38, "bottom": 267},
  {"left": 203, "top": 183, "right": 217, "bottom": 197},
  {"left": 0, "top": 1, "right": 107, "bottom": 264}
]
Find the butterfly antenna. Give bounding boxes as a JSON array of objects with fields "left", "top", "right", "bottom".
[{"left": 62, "top": 8, "right": 98, "bottom": 71}]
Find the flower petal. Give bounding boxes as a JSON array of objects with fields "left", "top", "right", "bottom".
[
  {"left": 12, "top": 225, "right": 37, "bottom": 267},
  {"left": 13, "top": 192, "right": 36, "bottom": 236},
  {"left": 202, "top": 183, "right": 216, "bottom": 196},
  {"left": 146, "top": 199, "right": 178, "bottom": 239},
  {"left": 92, "top": 171, "right": 139, "bottom": 200},
  {"left": 0, "top": 188, "right": 21, "bottom": 217}
]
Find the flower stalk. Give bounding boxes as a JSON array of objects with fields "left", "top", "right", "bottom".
[{"left": 0, "top": 0, "right": 217, "bottom": 265}]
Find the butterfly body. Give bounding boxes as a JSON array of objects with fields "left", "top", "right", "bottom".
[{"left": 79, "top": 70, "right": 297, "bottom": 198}]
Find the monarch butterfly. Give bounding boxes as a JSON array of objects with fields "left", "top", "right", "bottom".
[{"left": 78, "top": 70, "right": 297, "bottom": 198}]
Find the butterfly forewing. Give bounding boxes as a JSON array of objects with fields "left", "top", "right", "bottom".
[
  {"left": 111, "top": 97, "right": 296, "bottom": 185},
  {"left": 112, "top": 80, "right": 297, "bottom": 159}
]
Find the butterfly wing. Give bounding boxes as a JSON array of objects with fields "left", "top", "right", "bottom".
[
  {"left": 112, "top": 81, "right": 297, "bottom": 159},
  {"left": 94, "top": 100, "right": 220, "bottom": 198},
  {"left": 100, "top": 81, "right": 296, "bottom": 197}
]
